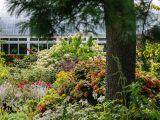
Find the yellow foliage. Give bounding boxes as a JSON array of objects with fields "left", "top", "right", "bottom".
[
  {"left": 150, "top": 4, "right": 160, "bottom": 11},
  {"left": 39, "top": 88, "right": 65, "bottom": 105},
  {"left": 0, "top": 64, "right": 9, "bottom": 80},
  {"left": 53, "top": 71, "right": 74, "bottom": 88}
]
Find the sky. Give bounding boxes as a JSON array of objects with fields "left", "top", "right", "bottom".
[{"left": 153, "top": 0, "right": 160, "bottom": 5}]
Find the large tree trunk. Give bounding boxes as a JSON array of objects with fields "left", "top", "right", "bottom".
[{"left": 104, "top": 0, "right": 136, "bottom": 102}]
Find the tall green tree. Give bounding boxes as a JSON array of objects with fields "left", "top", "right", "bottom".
[
  {"left": 6, "top": 0, "right": 136, "bottom": 101},
  {"left": 105, "top": 0, "right": 136, "bottom": 101}
]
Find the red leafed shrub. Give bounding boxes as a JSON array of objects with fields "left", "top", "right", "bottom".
[
  {"left": 73, "top": 56, "right": 106, "bottom": 96},
  {"left": 54, "top": 57, "right": 106, "bottom": 103},
  {"left": 10, "top": 54, "right": 20, "bottom": 59},
  {"left": 36, "top": 104, "right": 46, "bottom": 113},
  {"left": 136, "top": 70, "right": 160, "bottom": 98}
]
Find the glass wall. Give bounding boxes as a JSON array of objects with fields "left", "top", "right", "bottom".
[
  {"left": 30, "top": 44, "right": 38, "bottom": 52},
  {"left": 0, "top": 36, "right": 106, "bottom": 54},
  {"left": 1, "top": 44, "right": 8, "bottom": 54},
  {"left": 39, "top": 44, "right": 47, "bottom": 51},
  {"left": 10, "top": 44, "right": 18, "bottom": 54},
  {"left": 19, "top": 44, "right": 27, "bottom": 54}
]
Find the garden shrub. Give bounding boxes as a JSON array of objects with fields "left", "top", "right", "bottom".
[
  {"left": 1, "top": 54, "right": 25, "bottom": 64},
  {"left": 33, "top": 56, "right": 106, "bottom": 108},
  {"left": 11, "top": 59, "right": 28, "bottom": 68},
  {"left": 34, "top": 80, "right": 160, "bottom": 120},
  {"left": 0, "top": 82, "right": 15, "bottom": 104},
  {"left": 37, "top": 88, "right": 66, "bottom": 113},
  {"left": 23, "top": 65, "right": 56, "bottom": 83},
  {"left": 35, "top": 33, "right": 103, "bottom": 68},
  {"left": 55, "top": 57, "right": 78, "bottom": 72},
  {"left": 0, "top": 80, "right": 52, "bottom": 115},
  {"left": 136, "top": 70, "right": 160, "bottom": 99},
  {"left": 10, "top": 54, "right": 37, "bottom": 68},
  {"left": 8, "top": 112, "right": 30, "bottom": 120},
  {"left": 137, "top": 43, "right": 160, "bottom": 78},
  {"left": 54, "top": 71, "right": 75, "bottom": 90},
  {"left": 2, "top": 34, "right": 160, "bottom": 119},
  {"left": 0, "top": 52, "right": 9, "bottom": 84},
  {"left": 0, "top": 63, "right": 8, "bottom": 83},
  {"left": 73, "top": 56, "right": 106, "bottom": 96},
  {"left": 0, "top": 112, "right": 9, "bottom": 120}
]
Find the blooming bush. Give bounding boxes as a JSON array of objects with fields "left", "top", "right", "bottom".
[
  {"left": 47, "top": 56, "right": 107, "bottom": 105},
  {"left": 1, "top": 34, "right": 160, "bottom": 119},
  {"left": 136, "top": 70, "right": 160, "bottom": 99},
  {"left": 0, "top": 82, "right": 15, "bottom": 103},
  {"left": 73, "top": 56, "right": 106, "bottom": 96},
  {"left": 17, "top": 80, "right": 52, "bottom": 99}
]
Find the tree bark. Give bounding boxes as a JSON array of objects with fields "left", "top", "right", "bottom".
[{"left": 104, "top": 0, "right": 136, "bottom": 102}]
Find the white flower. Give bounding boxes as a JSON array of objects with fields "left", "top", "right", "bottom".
[
  {"left": 79, "top": 99, "right": 89, "bottom": 106},
  {"left": 92, "top": 93, "right": 98, "bottom": 99},
  {"left": 97, "top": 95, "right": 105, "bottom": 103}
]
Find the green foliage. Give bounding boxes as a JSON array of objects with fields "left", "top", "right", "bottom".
[
  {"left": 2, "top": 33, "right": 160, "bottom": 119},
  {"left": 0, "top": 52, "right": 9, "bottom": 83},
  {"left": 24, "top": 65, "right": 55, "bottom": 82},
  {"left": 34, "top": 91, "right": 160, "bottom": 120},
  {"left": 37, "top": 88, "right": 65, "bottom": 113},
  {"left": 149, "top": 25, "right": 160, "bottom": 42},
  {"left": 11, "top": 54, "right": 37, "bottom": 68},
  {"left": 128, "top": 82, "right": 160, "bottom": 120},
  {"left": 0, "top": 64, "right": 8, "bottom": 83},
  {"left": 1, "top": 54, "right": 25, "bottom": 64},
  {"left": 0, "top": 111, "right": 9, "bottom": 120},
  {"left": 137, "top": 43, "right": 160, "bottom": 78},
  {"left": 23, "top": 54, "right": 37, "bottom": 63},
  {"left": 8, "top": 112, "right": 30, "bottom": 120},
  {"left": 49, "top": 33, "right": 102, "bottom": 63},
  {"left": 33, "top": 69, "right": 160, "bottom": 120}
]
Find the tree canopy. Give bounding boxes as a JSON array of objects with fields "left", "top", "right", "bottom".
[{"left": 7, "top": 0, "right": 104, "bottom": 36}]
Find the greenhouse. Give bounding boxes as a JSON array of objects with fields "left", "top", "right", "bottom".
[{"left": 0, "top": 2, "right": 106, "bottom": 55}]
